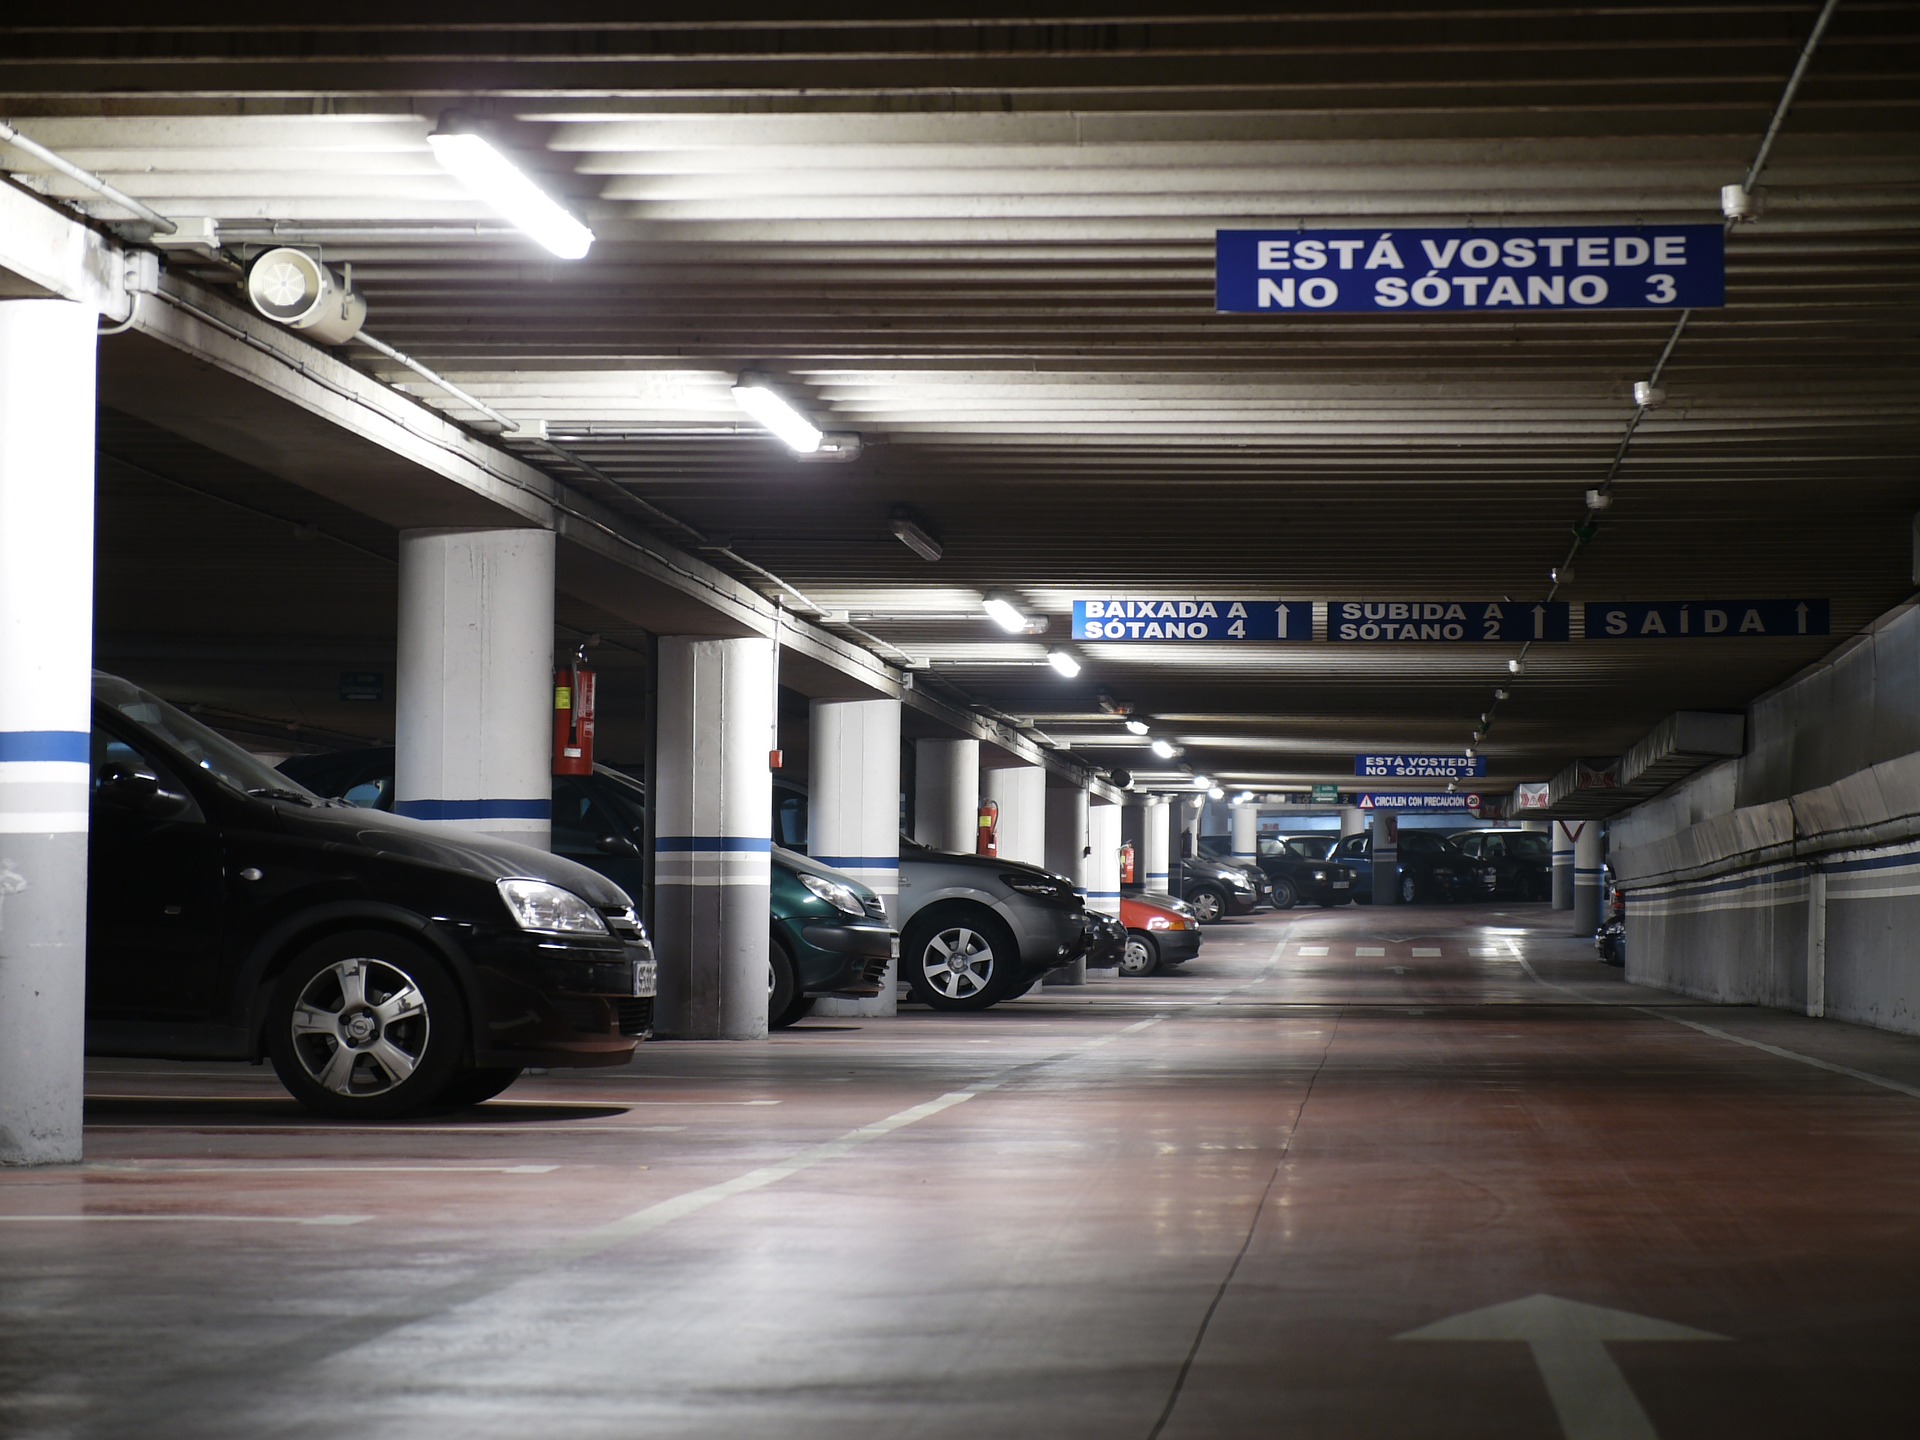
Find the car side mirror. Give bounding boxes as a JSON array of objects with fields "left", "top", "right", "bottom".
[
  {"left": 596, "top": 834, "right": 642, "bottom": 858},
  {"left": 97, "top": 765, "right": 189, "bottom": 817}
]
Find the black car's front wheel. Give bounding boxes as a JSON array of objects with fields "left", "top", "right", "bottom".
[
  {"left": 1187, "top": 885, "right": 1226, "bottom": 923},
  {"left": 903, "top": 907, "right": 1019, "bottom": 1011},
  {"left": 1269, "top": 877, "right": 1298, "bottom": 910},
  {"left": 1399, "top": 873, "right": 1420, "bottom": 905},
  {"left": 266, "top": 931, "right": 467, "bottom": 1119}
]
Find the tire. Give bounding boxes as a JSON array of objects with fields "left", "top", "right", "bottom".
[
  {"left": 774, "top": 994, "right": 818, "bottom": 1027},
  {"left": 768, "top": 934, "right": 801, "bottom": 1028},
  {"left": 1399, "top": 873, "right": 1419, "bottom": 905},
  {"left": 266, "top": 931, "right": 467, "bottom": 1119},
  {"left": 1188, "top": 886, "right": 1226, "bottom": 923},
  {"left": 437, "top": 1066, "right": 523, "bottom": 1108},
  {"left": 903, "top": 906, "right": 1019, "bottom": 1011},
  {"left": 1119, "top": 933, "right": 1160, "bottom": 977},
  {"left": 1269, "top": 877, "right": 1298, "bottom": 910}
]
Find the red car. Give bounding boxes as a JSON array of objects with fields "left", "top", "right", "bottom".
[{"left": 1118, "top": 894, "right": 1202, "bottom": 976}]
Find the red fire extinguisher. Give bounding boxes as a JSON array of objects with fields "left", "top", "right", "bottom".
[
  {"left": 976, "top": 799, "right": 999, "bottom": 858},
  {"left": 1120, "top": 840, "right": 1136, "bottom": 886},
  {"left": 553, "top": 649, "right": 595, "bottom": 777}
]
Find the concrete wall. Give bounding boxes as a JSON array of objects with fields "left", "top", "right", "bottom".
[{"left": 1613, "top": 602, "right": 1920, "bottom": 1034}]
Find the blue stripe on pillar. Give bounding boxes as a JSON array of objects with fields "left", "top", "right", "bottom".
[
  {"left": 0, "top": 731, "right": 90, "bottom": 763},
  {"left": 655, "top": 836, "right": 773, "bottom": 853},
  {"left": 813, "top": 855, "right": 899, "bottom": 869},
  {"left": 394, "top": 798, "right": 551, "bottom": 820}
]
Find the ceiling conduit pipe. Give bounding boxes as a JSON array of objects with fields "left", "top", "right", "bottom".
[{"left": 0, "top": 117, "right": 178, "bottom": 236}]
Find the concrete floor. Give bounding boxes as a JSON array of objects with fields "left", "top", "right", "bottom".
[{"left": 8, "top": 903, "right": 1920, "bottom": 1438}]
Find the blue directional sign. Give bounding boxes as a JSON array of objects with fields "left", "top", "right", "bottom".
[
  {"left": 1356, "top": 792, "right": 1484, "bottom": 813},
  {"left": 1217, "top": 225, "right": 1725, "bottom": 314},
  {"left": 1356, "top": 754, "right": 1486, "bottom": 780},
  {"left": 1584, "top": 600, "right": 1830, "bottom": 640},
  {"left": 1072, "top": 599, "right": 1312, "bottom": 642},
  {"left": 1328, "top": 601, "right": 1570, "bottom": 643}
]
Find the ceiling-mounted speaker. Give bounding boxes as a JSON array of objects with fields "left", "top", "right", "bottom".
[{"left": 246, "top": 247, "right": 366, "bottom": 344}]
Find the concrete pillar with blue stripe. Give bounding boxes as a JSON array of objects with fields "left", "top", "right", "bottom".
[
  {"left": 0, "top": 299, "right": 96, "bottom": 1165},
  {"left": 913, "top": 737, "right": 978, "bottom": 852},
  {"left": 1143, "top": 795, "right": 1170, "bottom": 894},
  {"left": 1043, "top": 781, "right": 1090, "bottom": 987},
  {"left": 395, "top": 528, "right": 555, "bottom": 850},
  {"left": 984, "top": 763, "right": 1045, "bottom": 867},
  {"left": 1552, "top": 820, "right": 1577, "bottom": 910},
  {"left": 1231, "top": 803, "right": 1259, "bottom": 864},
  {"left": 653, "top": 637, "right": 774, "bottom": 1039},
  {"left": 809, "top": 696, "right": 899, "bottom": 1018},
  {"left": 1086, "top": 797, "right": 1123, "bottom": 919},
  {"left": 1574, "top": 822, "right": 1605, "bottom": 935}
]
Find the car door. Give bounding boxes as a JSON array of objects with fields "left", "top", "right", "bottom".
[
  {"left": 1334, "top": 833, "right": 1372, "bottom": 900},
  {"left": 87, "top": 721, "right": 229, "bottom": 1021}
]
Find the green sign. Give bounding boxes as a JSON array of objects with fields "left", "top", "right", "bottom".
[{"left": 1311, "top": 784, "right": 1341, "bottom": 804}]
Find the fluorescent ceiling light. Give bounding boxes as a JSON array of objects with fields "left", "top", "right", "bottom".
[
  {"left": 1124, "top": 718, "right": 1150, "bottom": 736},
  {"left": 1150, "top": 738, "right": 1177, "bottom": 759},
  {"left": 427, "top": 121, "right": 593, "bottom": 260},
  {"left": 1192, "top": 775, "right": 1213, "bottom": 789},
  {"left": 1047, "top": 649, "right": 1081, "bottom": 678},
  {"left": 982, "top": 593, "right": 1027, "bottom": 632},
  {"left": 890, "top": 514, "right": 942, "bottom": 562},
  {"left": 1209, "top": 787, "right": 1226, "bottom": 800},
  {"left": 731, "top": 373, "right": 824, "bottom": 454}
]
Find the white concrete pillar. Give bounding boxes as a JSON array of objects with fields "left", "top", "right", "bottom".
[
  {"left": 0, "top": 300, "right": 96, "bottom": 1167},
  {"left": 1043, "top": 784, "right": 1091, "bottom": 987},
  {"left": 913, "top": 738, "right": 978, "bottom": 853},
  {"left": 810, "top": 697, "right": 900, "bottom": 1018},
  {"left": 1573, "top": 822, "right": 1605, "bottom": 935},
  {"left": 1086, "top": 800, "right": 1122, "bottom": 918},
  {"left": 1370, "top": 810, "right": 1400, "bottom": 904},
  {"left": 984, "top": 764, "right": 1045, "bottom": 867},
  {"left": 1341, "top": 806, "right": 1367, "bottom": 838},
  {"left": 1231, "top": 804, "right": 1259, "bottom": 863},
  {"left": 1552, "top": 820, "right": 1578, "bottom": 910},
  {"left": 652, "top": 637, "right": 774, "bottom": 1040},
  {"left": 396, "top": 528, "right": 555, "bottom": 849},
  {"left": 1143, "top": 796, "right": 1171, "bottom": 893}
]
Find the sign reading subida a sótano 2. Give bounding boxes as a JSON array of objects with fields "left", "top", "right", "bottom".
[
  {"left": 1073, "top": 599, "right": 1311, "bottom": 642},
  {"left": 1329, "top": 601, "right": 1571, "bottom": 643},
  {"left": 1216, "top": 225, "right": 1725, "bottom": 314}
]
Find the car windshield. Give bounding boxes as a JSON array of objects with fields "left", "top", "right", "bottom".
[
  {"left": 94, "top": 673, "right": 317, "bottom": 803},
  {"left": 1508, "top": 832, "right": 1550, "bottom": 858}
]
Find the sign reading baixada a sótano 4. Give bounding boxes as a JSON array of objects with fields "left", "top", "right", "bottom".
[{"left": 1073, "top": 599, "right": 1311, "bottom": 642}]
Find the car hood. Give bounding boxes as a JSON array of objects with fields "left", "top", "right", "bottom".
[
  {"left": 899, "top": 840, "right": 1072, "bottom": 888},
  {"left": 295, "top": 800, "right": 636, "bottom": 910}
]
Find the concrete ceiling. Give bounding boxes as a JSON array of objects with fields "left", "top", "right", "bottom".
[{"left": 4, "top": 3, "right": 1918, "bottom": 795}]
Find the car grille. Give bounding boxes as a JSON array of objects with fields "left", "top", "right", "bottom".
[
  {"left": 615, "top": 997, "right": 654, "bottom": 1037},
  {"left": 861, "top": 894, "right": 889, "bottom": 922},
  {"left": 598, "top": 904, "right": 647, "bottom": 941}
]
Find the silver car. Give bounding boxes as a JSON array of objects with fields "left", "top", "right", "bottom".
[{"left": 895, "top": 838, "right": 1091, "bottom": 1011}]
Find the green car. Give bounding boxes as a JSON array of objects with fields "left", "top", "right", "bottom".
[{"left": 277, "top": 748, "right": 895, "bottom": 1028}]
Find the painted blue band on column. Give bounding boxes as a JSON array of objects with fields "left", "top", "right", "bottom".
[
  {"left": 813, "top": 855, "right": 899, "bottom": 870},
  {"left": 0, "top": 731, "right": 90, "bottom": 763},
  {"left": 395, "top": 797, "right": 551, "bottom": 821},
  {"left": 655, "top": 836, "right": 773, "bottom": 853},
  {"left": 1085, "top": 890, "right": 1122, "bottom": 901}
]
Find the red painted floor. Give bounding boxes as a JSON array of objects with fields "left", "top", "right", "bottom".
[{"left": 8, "top": 902, "right": 1920, "bottom": 1438}]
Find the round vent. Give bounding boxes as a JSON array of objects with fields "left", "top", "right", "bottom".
[{"left": 245, "top": 247, "right": 366, "bottom": 344}]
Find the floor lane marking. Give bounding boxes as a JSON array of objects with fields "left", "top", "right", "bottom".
[
  {"left": 0, "top": 1213, "right": 370, "bottom": 1226},
  {"left": 1356, "top": 947, "right": 1385, "bottom": 957},
  {"left": 1297, "top": 946, "right": 1330, "bottom": 956},
  {"left": 1412, "top": 947, "right": 1441, "bottom": 957}
]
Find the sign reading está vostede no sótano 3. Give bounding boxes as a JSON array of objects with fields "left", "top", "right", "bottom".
[{"left": 1216, "top": 225, "right": 1726, "bottom": 314}]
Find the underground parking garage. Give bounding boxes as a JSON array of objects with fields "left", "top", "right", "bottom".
[{"left": 5, "top": 5, "right": 1920, "bottom": 1435}]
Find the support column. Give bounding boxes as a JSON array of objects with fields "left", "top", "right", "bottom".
[
  {"left": 810, "top": 697, "right": 900, "bottom": 1018},
  {"left": 1231, "top": 804, "right": 1259, "bottom": 864},
  {"left": 396, "top": 528, "right": 555, "bottom": 850},
  {"left": 1086, "top": 800, "right": 1122, "bottom": 918},
  {"left": 1341, "top": 806, "right": 1367, "bottom": 838},
  {"left": 1370, "top": 810, "right": 1400, "bottom": 904},
  {"left": 984, "top": 764, "right": 1046, "bottom": 867},
  {"left": 0, "top": 300, "right": 96, "bottom": 1167},
  {"left": 913, "top": 738, "right": 978, "bottom": 853},
  {"left": 1552, "top": 821, "right": 1577, "bottom": 910},
  {"left": 1043, "top": 784, "right": 1091, "bottom": 987},
  {"left": 652, "top": 637, "right": 773, "bottom": 1040},
  {"left": 1143, "top": 796, "right": 1171, "bottom": 893},
  {"left": 1806, "top": 866, "right": 1827, "bottom": 1018},
  {"left": 1572, "top": 822, "right": 1604, "bottom": 935}
]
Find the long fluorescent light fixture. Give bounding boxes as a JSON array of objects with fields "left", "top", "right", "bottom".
[
  {"left": 732, "top": 372, "right": 824, "bottom": 453},
  {"left": 982, "top": 592, "right": 1027, "bottom": 632},
  {"left": 428, "top": 117, "right": 593, "bottom": 260},
  {"left": 1150, "top": 738, "right": 1178, "bottom": 759},
  {"left": 1047, "top": 648, "right": 1081, "bottom": 678},
  {"left": 1125, "top": 718, "right": 1150, "bottom": 735}
]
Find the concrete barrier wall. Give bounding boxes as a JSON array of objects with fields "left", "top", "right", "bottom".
[{"left": 1611, "top": 602, "right": 1920, "bottom": 1034}]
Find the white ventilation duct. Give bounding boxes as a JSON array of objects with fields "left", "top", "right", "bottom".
[{"left": 245, "top": 247, "right": 366, "bottom": 344}]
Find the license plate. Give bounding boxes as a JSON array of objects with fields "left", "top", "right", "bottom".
[
  {"left": 889, "top": 935, "right": 901, "bottom": 959},
  {"left": 631, "top": 957, "right": 658, "bottom": 997},
  {"left": 1333, "top": 881, "right": 1351, "bottom": 889}
]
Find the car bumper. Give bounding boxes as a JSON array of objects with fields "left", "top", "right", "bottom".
[
  {"left": 1226, "top": 889, "right": 1261, "bottom": 915},
  {"left": 1149, "top": 927, "right": 1203, "bottom": 964},
  {"left": 1001, "top": 901, "right": 1091, "bottom": 977},
  {"left": 472, "top": 932, "right": 652, "bottom": 1068},
  {"left": 791, "top": 917, "right": 897, "bottom": 997}
]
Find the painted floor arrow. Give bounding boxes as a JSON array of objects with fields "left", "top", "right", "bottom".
[{"left": 1398, "top": 1293, "right": 1726, "bottom": 1440}]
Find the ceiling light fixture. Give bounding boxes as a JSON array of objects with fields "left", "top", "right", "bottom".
[
  {"left": 1209, "top": 787, "right": 1226, "bottom": 801},
  {"left": 1125, "top": 718, "right": 1150, "bottom": 736},
  {"left": 1193, "top": 775, "right": 1213, "bottom": 789},
  {"left": 982, "top": 592, "right": 1027, "bottom": 632},
  {"left": 889, "top": 511, "right": 942, "bottom": 562},
  {"left": 1509, "top": 658, "right": 1526, "bottom": 675},
  {"left": 731, "top": 371, "right": 824, "bottom": 453},
  {"left": 427, "top": 115, "right": 594, "bottom": 259},
  {"left": 1150, "top": 738, "right": 1177, "bottom": 759},
  {"left": 1047, "top": 648, "right": 1081, "bottom": 678}
]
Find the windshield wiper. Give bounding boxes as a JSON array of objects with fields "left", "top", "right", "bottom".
[{"left": 248, "top": 786, "right": 315, "bottom": 806}]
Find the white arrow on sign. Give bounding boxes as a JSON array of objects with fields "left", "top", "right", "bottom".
[
  {"left": 1533, "top": 604, "right": 1548, "bottom": 638},
  {"left": 1276, "top": 603, "right": 1291, "bottom": 639},
  {"left": 1398, "top": 1293, "right": 1725, "bottom": 1440},
  {"left": 1795, "top": 601, "right": 1809, "bottom": 634}
]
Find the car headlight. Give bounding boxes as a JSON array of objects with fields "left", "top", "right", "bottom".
[
  {"left": 1312, "top": 869, "right": 1327, "bottom": 881},
  {"left": 798, "top": 871, "right": 865, "bottom": 918},
  {"left": 1003, "top": 875, "right": 1071, "bottom": 903},
  {"left": 1227, "top": 873, "right": 1251, "bottom": 890},
  {"left": 497, "top": 879, "right": 609, "bottom": 935},
  {"left": 1146, "top": 915, "right": 1172, "bottom": 930}
]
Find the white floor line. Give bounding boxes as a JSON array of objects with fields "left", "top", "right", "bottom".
[
  {"left": 1356, "top": 946, "right": 1385, "bottom": 957},
  {"left": 1412, "top": 947, "right": 1441, "bottom": 957},
  {"left": 0, "top": 1213, "right": 370, "bottom": 1226},
  {"left": 1297, "top": 945, "right": 1330, "bottom": 956}
]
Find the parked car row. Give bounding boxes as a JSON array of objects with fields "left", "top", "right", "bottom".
[{"left": 1268, "top": 827, "right": 1553, "bottom": 903}]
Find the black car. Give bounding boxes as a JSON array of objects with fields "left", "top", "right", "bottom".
[
  {"left": 89, "top": 673, "right": 653, "bottom": 1119},
  {"left": 280, "top": 749, "right": 894, "bottom": 1027},
  {"left": 1084, "top": 909, "right": 1127, "bottom": 970},
  {"left": 1449, "top": 828, "right": 1553, "bottom": 900},
  {"left": 1201, "top": 833, "right": 1357, "bottom": 908},
  {"left": 1170, "top": 849, "right": 1268, "bottom": 921},
  {"left": 1328, "top": 829, "right": 1479, "bottom": 903}
]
